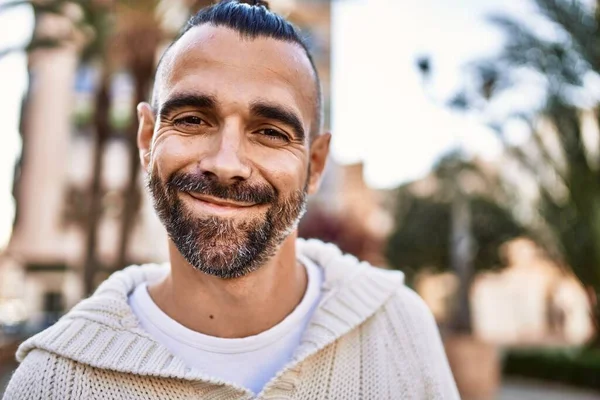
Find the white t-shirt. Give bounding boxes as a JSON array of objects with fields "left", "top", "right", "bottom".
[{"left": 128, "top": 257, "right": 323, "bottom": 395}]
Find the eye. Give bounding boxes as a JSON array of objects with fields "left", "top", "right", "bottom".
[
  {"left": 257, "top": 128, "right": 290, "bottom": 142},
  {"left": 174, "top": 115, "right": 204, "bottom": 127}
]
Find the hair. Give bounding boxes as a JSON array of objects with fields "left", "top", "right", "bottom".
[{"left": 151, "top": 0, "right": 323, "bottom": 139}]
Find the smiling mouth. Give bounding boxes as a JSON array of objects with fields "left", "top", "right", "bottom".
[{"left": 185, "top": 192, "right": 257, "bottom": 211}]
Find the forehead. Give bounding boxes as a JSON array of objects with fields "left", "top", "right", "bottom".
[{"left": 156, "top": 25, "right": 317, "bottom": 123}]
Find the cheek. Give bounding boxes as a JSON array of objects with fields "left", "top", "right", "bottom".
[
  {"left": 151, "top": 134, "right": 201, "bottom": 181},
  {"left": 252, "top": 148, "right": 308, "bottom": 194}
]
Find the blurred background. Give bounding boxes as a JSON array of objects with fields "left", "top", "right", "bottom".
[{"left": 0, "top": 0, "right": 600, "bottom": 398}]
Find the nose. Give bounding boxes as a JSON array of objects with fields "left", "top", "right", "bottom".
[{"left": 198, "top": 124, "right": 251, "bottom": 184}]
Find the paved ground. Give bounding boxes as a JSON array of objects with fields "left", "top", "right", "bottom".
[{"left": 497, "top": 378, "right": 600, "bottom": 400}]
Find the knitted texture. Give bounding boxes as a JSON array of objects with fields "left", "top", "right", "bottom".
[{"left": 3, "top": 239, "right": 459, "bottom": 400}]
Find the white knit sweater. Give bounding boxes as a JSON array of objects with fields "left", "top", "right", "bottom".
[{"left": 3, "top": 239, "right": 459, "bottom": 400}]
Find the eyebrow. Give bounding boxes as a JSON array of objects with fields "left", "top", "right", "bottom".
[
  {"left": 250, "top": 101, "right": 306, "bottom": 142},
  {"left": 158, "top": 93, "right": 218, "bottom": 120}
]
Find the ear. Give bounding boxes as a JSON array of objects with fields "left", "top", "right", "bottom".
[
  {"left": 137, "top": 102, "right": 156, "bottom": 172},
  {"left": 307, "top": 132, "right": 331, "bottom": 195}
]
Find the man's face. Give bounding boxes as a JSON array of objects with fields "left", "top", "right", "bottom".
[{"left": 140, "top": 25, "right": 328, "bottom": 279}]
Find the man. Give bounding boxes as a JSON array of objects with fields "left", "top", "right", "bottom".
[{"left": 4, "top": 1, "right": 459, "bottom": 399}]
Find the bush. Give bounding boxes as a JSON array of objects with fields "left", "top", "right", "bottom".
[{"left": 503, "top": 348, "right": 600, "bottom": 391}]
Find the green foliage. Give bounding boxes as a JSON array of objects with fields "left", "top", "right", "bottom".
[
  {"left": 385, "top": 152, "right": 525, "bottom": 279},
  {"left": 386, "top": 193, "right": 449, "bottom": 278},
  {"left": 504, "top": 347, "right": 600, "bottom": 390},
  {"left": 386, "top": 191, "right": 525, "bottom": 279}
]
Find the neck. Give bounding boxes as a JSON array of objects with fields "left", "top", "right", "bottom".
[{"left": 147, "top": 233, "right": 307, "bottom": 338}]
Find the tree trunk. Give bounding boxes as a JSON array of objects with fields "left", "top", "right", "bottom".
[
  {"left": 450, "top": 191, "right": 475, "bottom": 333},
  {"left": 114, "top": 65, "right": 152, "bottom": 271},
  {"left": 83, "top": 70, "right": 111, "bottom": 296}
]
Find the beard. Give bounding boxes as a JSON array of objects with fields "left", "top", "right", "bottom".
[{"left": 147, "top": 169, "right": 308, "bottom": 279}]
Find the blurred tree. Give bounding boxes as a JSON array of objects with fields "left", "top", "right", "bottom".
[
  {"left": 386, "top": 152, "right": 526, "bottom": 331},
  {"left": 70, "top": 0, "right": 162, "bottom": 292},
  {"left": 111, "top": 1, "right": 162, "bottom": 272},
  {"left": 75, "top": 0, "right": 164, "bottom": 288},
  {"left": 449, "top": 0, "right": 600, "bottom": 335}
]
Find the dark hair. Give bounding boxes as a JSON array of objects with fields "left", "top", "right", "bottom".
[{"left": 152, "top": 0, "right": 323, "bottom": 138}]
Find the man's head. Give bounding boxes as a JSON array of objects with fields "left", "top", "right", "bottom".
[
  {"left": 137, "top": 0, "right": 330, "bottom": 279},
  {"left": 153, "top": 0, "right": 323, "bottom": 139}
]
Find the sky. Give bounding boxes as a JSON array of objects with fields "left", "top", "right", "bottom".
[
  {"left": 331, "top": 0, "right": 533, "bottom": 188},
  {"left": 0, "top": 0, "right": 541, "bottom": 249}
]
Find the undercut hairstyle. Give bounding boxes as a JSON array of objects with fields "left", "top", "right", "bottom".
[{"left": 151, "top": 0, "right": 323, "bottom": 139}]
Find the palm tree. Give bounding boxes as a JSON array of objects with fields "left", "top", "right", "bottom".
[
  {"left": 455, "top": 0, "right": 600, "bottom": 333},
  {"left": 111, "top": 1, "right": 162, "bottom": 271},
  {"left": 78, "top": 0, "right": 165, "bottom": 289}
]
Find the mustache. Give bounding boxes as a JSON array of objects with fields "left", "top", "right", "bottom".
[{"left": 166, "top": 172, "right": 277, "bottom": 205}]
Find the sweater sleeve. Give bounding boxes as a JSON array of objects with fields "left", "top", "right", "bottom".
[
  {"left": 2, "top": 349, "right": 71, "bottom": 400},
  {"left": 386, "top": 286, "right": 461, "bottom": 400}
]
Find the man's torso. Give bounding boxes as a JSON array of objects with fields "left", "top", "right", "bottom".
[{"left": 127, "top": 257, "right": 323, "bottom": 395}]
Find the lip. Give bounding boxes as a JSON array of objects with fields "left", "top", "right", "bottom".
[{"left": 183, "top": 192, "right": 257, "bottom": 216}]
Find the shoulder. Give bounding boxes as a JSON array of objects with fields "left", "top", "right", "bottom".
[
  {"left": 370, "top": 281, "right": 441, "bottom": 343},
  {"left": 16, "top": 347, "right": 76, "bottom": 375},
  {"left": 12, "top": 347, "right": 63, "bottom": 373},
  {"left": 3, "top": 349, "right": 74, "bottom": 400},
  {"left": 373, "top": 284, "right": 461, "bottom": 398},
  {"left": 387, "top": 284, "right": 435, "bottom": 322},
  {"left": 354, "top": 265, "right": 432, "bottom": 320}
]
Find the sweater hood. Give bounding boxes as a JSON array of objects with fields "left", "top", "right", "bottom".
[{"left": 16, "top": 239, "right": 404, "bottom": 381}]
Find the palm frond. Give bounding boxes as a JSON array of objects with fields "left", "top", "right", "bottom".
[
  {"left": 489, "top": 14, "right": 588, "bottom": 88},
  {"left": 531, "top": 0, "right": 599, "bottom": 70}
]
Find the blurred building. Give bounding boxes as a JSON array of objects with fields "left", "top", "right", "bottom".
[
  {"left": 334, "top": 162, "right": 394, "bottom": 265},
  {"left": 418, "top": 238, "right": 594, "bottom": 347},
  {"left": 471, "top": 238, "right": 594, "bottom": 346},
  {"left": 300, "top": 161, "right": 396, "bottom": 267},
  {"left": 0, "top": 0, "right": 332, "bottom": 327}
]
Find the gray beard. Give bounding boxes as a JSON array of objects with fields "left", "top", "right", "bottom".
[{"left": 147, "top": 171, "right": 307, "bottom": 279}]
